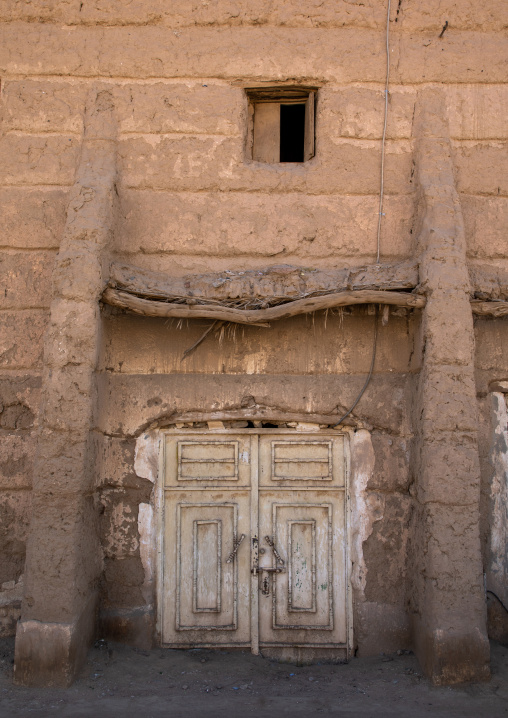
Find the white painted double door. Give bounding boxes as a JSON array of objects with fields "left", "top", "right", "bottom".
[{"left": 161, "top": 432, "right": 349, "bottom": 654}]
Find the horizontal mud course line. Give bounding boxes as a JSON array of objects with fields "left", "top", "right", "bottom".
[
  {"left": 4, "top": 77, "right": 508, "bottom": 90},
  {"left": 112, "top": 188, "right": 418, "bottom": 196},
  {"left": 1, "top": 76, "right": 506, "bottom": 87}
]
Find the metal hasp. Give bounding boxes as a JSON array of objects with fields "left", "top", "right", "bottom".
[
  {"left": 226, "top": 533, "right": 245, "bottom": 564},
  {"left": 254, "top": 535, "right": 286, "bottom": 597},
  {"left": 251, "top": 535, "right": 259, "bottom": 574},
  {"left": 265, "top": 535, "right": 285, "bottom": 568}
]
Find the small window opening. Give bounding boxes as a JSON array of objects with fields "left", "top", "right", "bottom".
[
  {"left": 280, "top": 104, "right": 305, "bottom": 162},
  {"left": 246, "top": 86, "right": 316, "bottom": 164}
]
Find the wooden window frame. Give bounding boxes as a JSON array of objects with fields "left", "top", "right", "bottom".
[{"left": 246, "top": 87, "right": 317, "bottom": 164}]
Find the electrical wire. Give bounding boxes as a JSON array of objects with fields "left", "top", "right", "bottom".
[
  {"left": 333, "top": 2, "right": 390, "bottom": 427},
  {"left": 487, "top": 589, "right": 508, "bottom": 614},
  {"left": 376, "top": 0, "right": 391, "bottom": 265}
]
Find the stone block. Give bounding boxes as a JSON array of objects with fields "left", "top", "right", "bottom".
[
  {"left": 119, "top": 134, "right": 413, "bottom": 195},
  {"left": 0, "top": 312, "right": 48, "bottom": 370},
  {"left": 0, "top": 252, "right": 55, "bottom": 310},
  {"left": 453, "top": 142, "right": 508, "bottom": 196},
  {"left": 2, "top": 80, "right": 87, "bottom": 134},
  {"left": 116, "top": 189, "right": 415, "bottom": 260},
  {"left": 0, "top": 135, "right": 80, "bottom": 186},
  {"left": 0, "top": 188, "right": 68, "bottom": 250},
  {"left": 463, "top": 196, "right": 508, "bottom": 260},
  {"left": 0, "top": 434, "right": 35, "bottom": 490},
  {"left": 319, "top": 86, "right": 416, "bottom": 140},
  {"left": 116, "top": 82, "right": 245, "bottom": 136}
]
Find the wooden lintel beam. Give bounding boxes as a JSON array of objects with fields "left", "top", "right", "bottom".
[
  {"left": 102, "top": 287, "right": 426, "bottom": 325},
  {"left": 471, "top": 301, "right": 508, "bottom": 317}
]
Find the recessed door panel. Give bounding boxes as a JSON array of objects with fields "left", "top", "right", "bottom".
[
  {"left": 162, "top": 489, "right": 251, "bottom": 645},
  {"left": 165, "top": 434, "right": 251, "bottom": 488},
  {"left": 259, "top": 435, "right": 345, "bottom": 488},
  {"left": 258, "top": 493, "right": 347, "bottom": 646}
]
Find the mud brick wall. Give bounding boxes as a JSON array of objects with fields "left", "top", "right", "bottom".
[{"left": 0, "top": 0, "right": 507, "bottom": 683}]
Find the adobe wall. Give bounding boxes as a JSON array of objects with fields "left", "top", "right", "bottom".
[
  {"left": 0, "top": 0, "right": 507, "bottom": 685},
  {"left": 95, "top": 308, "right": 417, "bottom": 652}
]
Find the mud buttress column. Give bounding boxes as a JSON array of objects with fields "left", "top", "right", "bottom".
[
  {"left": 410, "top": 88, "right": 490, "bottom": 684},
  {"left": 14, "top": 89, "right": 117, "bottom": 686}
]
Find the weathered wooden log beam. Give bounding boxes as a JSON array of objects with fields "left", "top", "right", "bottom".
[
  {"left": 108, "top": 260, "right": 419, "bottom": 303},
  {"left": 102, "top": 287, "right": 426, "bottom": 325},
  {"left": 471, "top": 300, "right": 508, "bottom": 317}
]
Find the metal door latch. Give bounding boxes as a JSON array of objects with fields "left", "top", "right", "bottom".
[
  {"left": 251, "top": 536, "right": 259, "bottom": 574},
  {"left": 265, "top": 535, "right": 285, "bottom": 568},
  {"left": 226, "top": 533, "right": 245, "bottom": 563}
]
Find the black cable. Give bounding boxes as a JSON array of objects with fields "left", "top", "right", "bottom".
[
  {"left": 333, "top": 306, "right": 379, "bottom": 428},
  {"left": 487, "top": 589, "right": 508, "bottom": 614}
]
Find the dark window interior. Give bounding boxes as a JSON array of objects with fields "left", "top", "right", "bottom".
[{"left": 280, "top": 103, "right": 306, "bottom": 162}]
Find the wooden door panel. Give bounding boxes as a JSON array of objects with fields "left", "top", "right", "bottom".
[
  {"left": 165, "top": 434, "right": 251, "bottom": 488},
  {"left": 258, "top": 493, "right": 347, "bottom": 646},
  {"left": 162, "top": 491, "right": 251, "bottom": 646},
  {"left": 259, "top": 435, "right": 345, "bottom": 488},
  {"left": 177, "top": 504, "right": 235, "bottom": 629}
]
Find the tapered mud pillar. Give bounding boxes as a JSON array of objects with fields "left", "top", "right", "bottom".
[
  {"left": 14, "top": 88, "right": 117, "bottom": 686},
  {"left": 410, "top": 88, "right": 490, "bottom": 684}
]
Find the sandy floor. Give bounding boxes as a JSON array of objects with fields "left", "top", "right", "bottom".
[{"left": 1, "top": 638, "right": 508, "bottom": 717}]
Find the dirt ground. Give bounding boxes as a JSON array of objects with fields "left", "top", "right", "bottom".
[{"left": 1, "top": 638, "right": 507, "bottom": 718}]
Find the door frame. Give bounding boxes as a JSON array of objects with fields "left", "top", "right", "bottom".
[{"left": 155, "top": 425, "right": 353, "bottom": 657}]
